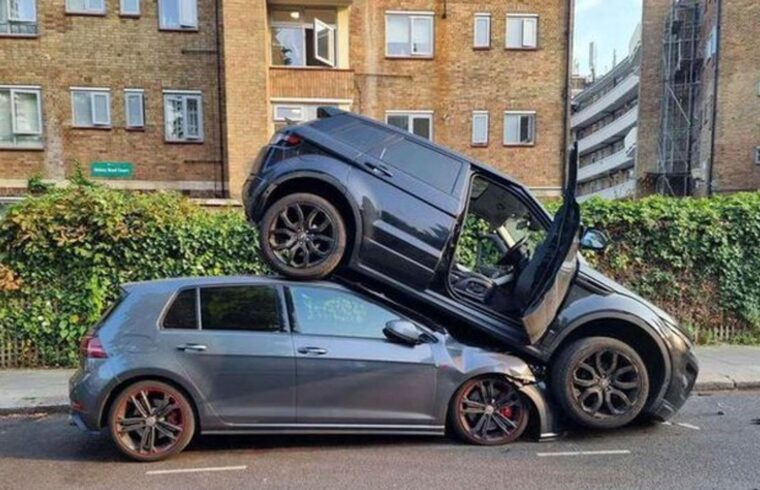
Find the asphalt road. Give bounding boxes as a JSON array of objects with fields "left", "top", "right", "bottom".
[{"left": 0, "top": 392, "right": 759, "bottom": 490}]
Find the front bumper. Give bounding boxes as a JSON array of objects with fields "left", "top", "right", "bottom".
[{"left": 650, "top": 339, "right": 699, "bottom": 420}]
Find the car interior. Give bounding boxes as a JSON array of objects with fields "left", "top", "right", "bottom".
[{"left": 449, "top": 176, "right": 547, "bottom": 315}]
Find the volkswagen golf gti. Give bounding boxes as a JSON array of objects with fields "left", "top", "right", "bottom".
[
  {"left": 69, "top": 276, "right": 561, "bottom": 462},
  {"left": 243, "top": 109, "right": 698, "bottom": 432}
]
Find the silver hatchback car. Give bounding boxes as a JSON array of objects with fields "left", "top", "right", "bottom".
[{"left": 69, "top": 276, "right": 558, "bottom": 461}]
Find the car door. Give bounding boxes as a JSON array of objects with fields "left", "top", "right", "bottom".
[
  {"left": 513, "top": 144, "right": 581, "bottom": 344},
  {"left": 287, "top": 285, "right": 439, "bottom": 426},
  {"left": 161, "top": 285, "right": 296, "bottom": 425}
]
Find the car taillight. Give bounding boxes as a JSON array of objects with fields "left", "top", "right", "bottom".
[
  {"left": 272, "top": 132, "right": 302, "bottom": 147},
  {"left": 80, "top": 335, "right": 108, "bottom": 359}
]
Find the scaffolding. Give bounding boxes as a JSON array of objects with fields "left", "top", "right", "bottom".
[{"left": 654, "top": 0, "right": 702, "bottom": 196}]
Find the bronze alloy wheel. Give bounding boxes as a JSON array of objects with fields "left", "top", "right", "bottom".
[
  {"left": 109, "top": 381, "right": 195, "bottom": 462},
  {"left": 450, "top": 376, "right": 529, "bottom": 446}
]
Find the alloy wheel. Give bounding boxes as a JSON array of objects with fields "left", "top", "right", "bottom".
[
  {"left": 458, "top": 378, "right": 526, "bottom": 444},
  {"left": 570, "top": 348, "right": 643, "bottom": 418},
  {"left": 113, "top": 387, "right": 188, "bottom": 457},
  {"left": 269, "top": 202, "right": 336, "bottom": 268}
]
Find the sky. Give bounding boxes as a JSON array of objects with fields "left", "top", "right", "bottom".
[{"left": 573, "top": 0, "right": 643, "bottom": 78}]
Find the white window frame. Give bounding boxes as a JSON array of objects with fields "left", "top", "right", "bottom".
[
  {"left": 159, "top": 0, "right": 198, "bottom": 30},
  {"left": 506, "top": 14, "right": 539, "bottom": 49},
  {"left": 313, "top": 18, "right": 336, "bottom": 67},
  {"left": 503, "top": 111, "right": 536, "bottom": 146},
  {"left": 385, "top": 11, "right": 434, "bottom": 58},
  {"left": 0, "top": 85, "right": 43, "bottom": 149},
  {"left": 7, "top": 0, "right": 37, "bottom": 22},
  {"left": 473, "top": 13, "right": 491, "bottom": 49},
  {"left": 385, "top": 110, "right": 434, "bottom": 140},
  {"left": 163, "top": 90, "right": 203, "bottom": 142},
  {"left": 120, "top": 0, "right": 140, "bottom": 16},
  {"left": 471, "top": 111, "right": 489, "bottom": 145},
  {"left": 65, "top": 0, "right": 106, "bottom": 15},
  {"left": 124, "top": 89, "right": 144, "bottom": 128},
  {"left": 70, "top": 88, "right": 111, "bottom": 128}
]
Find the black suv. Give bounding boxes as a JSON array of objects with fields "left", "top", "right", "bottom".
[{"left": 243, "top": 108, "right": 697, "bottom": 430}]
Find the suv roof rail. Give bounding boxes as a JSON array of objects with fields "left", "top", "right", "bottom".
[{"left": 317, "top": 106, "right": 346, "bottom": 119}]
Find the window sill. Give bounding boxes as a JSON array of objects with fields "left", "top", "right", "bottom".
[
  {"left": 159, "top": 27, "right": 200, "bottom": 33},
  {"left": 71, "top": 125, "right": 113, "bottom": 131},
  {"left": 503, "top": 143, "right": 536, "bottom": 147},
  {"left": 164, "top": 140, "right": 205, "bottom": 145},
  {"left": 269, "top": 65, "right": 353, "bottom": 72},
  {"left": 472, "top": 46, "right": 491, "bottom": 51},
  {"left": 119, "top": 13, "right": 141, "bottom": 18},
  {"left": 65, "top": 11, "right": 107, "bottom": 16},
  {"left": 385, "top": 55, "right": 434, "bottom": 60},
  {"left": 0, "top": 33, "right": 39, "bottom": 38},
  {"left": 470, "top": 143, "right": 489, "bottom": 148},
  {"left": 125, "top": 127, "right": 146, "bottom": 132},
  {"left": 0, "top": 145, "right": 44, "bottom": 151},
  {"left": 504, "top": 46, "right": 539, "bottom": 51}
]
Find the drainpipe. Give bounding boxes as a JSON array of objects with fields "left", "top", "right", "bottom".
[
  {"left": 706, "top": 0, "right": 722, "bottom": 196},
  {"left": 563, "top": 0, "right": 576, "bottom": 189},
  {"left": 214, "top": 0, "right": 227, "bottom": 198}
]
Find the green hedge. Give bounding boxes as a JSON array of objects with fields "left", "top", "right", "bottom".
[{"left": 1, "top": 184, "right": 759, "bottom": 366}]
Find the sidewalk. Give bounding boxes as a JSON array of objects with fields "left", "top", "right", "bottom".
[{"left": 0, "top": 346, "right": 758, "bottom": 414}]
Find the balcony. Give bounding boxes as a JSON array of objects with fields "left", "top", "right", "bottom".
[
  {"left": 578, "top": 106, "right": 638, "bottom": 154},
  {"left": 571, "top": 73, "right": 639, "bottom": 129},
  {"left": 268, "top": 67, "right": 355, "bottom": 102},
  {"left": 578, "top": 180, "right": 636, "bottom": 202},
  {"left": 578, "top": 150, "right": 635, "bottom": 183}
]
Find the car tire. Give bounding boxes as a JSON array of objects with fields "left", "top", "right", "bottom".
[
  {"left": 551, "top": 337, "right": 650, "bottom": 430},
  {"left": 260, "top": 193, "right": 347, "bottom": 280},
  {"left": 449, "top": 375, "right": 529, "bottom": 446},
  {"left": 108, "top": 380, "right": 195, "bottom": 462}
]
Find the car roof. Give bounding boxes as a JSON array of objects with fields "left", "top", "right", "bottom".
[{"left": 121, "top": 275, "right": 350, "bottom": 293}]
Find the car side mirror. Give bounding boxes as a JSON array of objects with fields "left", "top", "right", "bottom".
[
  {"left": 383, "top": 320, "right": 425, "bottom": 346},
  {"left": 580, "top": 228, "right": 609, "bottom": 252}
]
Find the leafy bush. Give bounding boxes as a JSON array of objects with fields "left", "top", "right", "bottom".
[{"left": 1, "top": 184, "right": 759, "bottom": 366}]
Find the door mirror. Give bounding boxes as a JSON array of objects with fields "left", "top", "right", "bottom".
[
  {"left": 383, "top": 320, "right": 425, "bottom": 346},
  {"left": 580, "top": 228, "right": 609, "bottom": 252}
]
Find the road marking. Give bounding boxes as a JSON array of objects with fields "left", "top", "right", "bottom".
[
  {"left": 676, "top": 422, "right": 701, "bottom": 431},
  {"left": 146, "top": 465, "right": 248, "bottom": 476},
  {"left": 660, "top": 421, "right": 673, "bottom": 426},
  {"left": 536, "top": 450, "right": 631, "bottom": 457}
]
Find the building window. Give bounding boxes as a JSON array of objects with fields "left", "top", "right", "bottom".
[
  {"left": 504, "top": 111, "right": 535, "bottom": 145},
  {"left": 270, "top": 8, "right": 337, "bottom": 68},
  {"left": 124, "top": 89, "right": 144, "bottom": 129},
  {"left": 506, "top": 14, "right": 538, "bottom": 49},
  {"left": 473, "top": 13, "right": 490, "bottom": 49},
  {"left": 163, "top": 91, "right": 203, "bottom": 142},
  {"left": 65, "top": 0, "right": 105, "bottom": 15},
  {"left": 159, "top": 0, "right": 197, "bottom": 30},
  {"left": 755, "top": 147, "right": 760, "bottom": 165},
  {"left": 471, "top": 111, "right": 489, "bottom": 145},
  {"left": 272, "top": 102, "right": 338, "bottom": 130},
  {"left": 386, "top": 111, "right": 433, "bottom": 140},
  {"left": 0, "top": 86, "right": 42, "bottom": 149},
  {"left": 0, "top": 0, "right": 37, "bottom": 35},
  {"left": 120, "top": 0, "right": 139, "bottom": 16},
  {"left": 385, "top": 12, "right": 434, "bottom": 58},
  {"left": 71, "top": 88, "right": 111, "bottom": 128}
]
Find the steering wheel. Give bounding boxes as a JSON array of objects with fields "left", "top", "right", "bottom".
[{"left": 497, "top": 236, "right": 529, "bottom": 268}]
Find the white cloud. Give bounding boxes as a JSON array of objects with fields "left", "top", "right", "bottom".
[{"left": 576, "top": 0, "right": 603, "bottom": 13}]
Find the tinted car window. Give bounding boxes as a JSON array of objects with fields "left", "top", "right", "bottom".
[
  {"left": 290, "top": 286, "right": 400, "bottom": 339},
  {"left": 367, "top": 137, "right": 462, "bottom": 193},
  {"left": 163, "top": 289, "right": 197, "bottom": 330},
  {"left": 200, "top": 286, "right": 280, "bottom": 332}
]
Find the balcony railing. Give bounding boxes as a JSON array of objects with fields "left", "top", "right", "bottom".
[
  {"left": 572, "top": 73, "right": 639, "bottom": 129},
  {"left": 578, "top": 150, "right": 635, "bottom": 183},
  {"left": 269, "top": 67, "right": 355, "bottom": 101},
  {"left": 578, "top": 106, "right": 638, "bottom": 154},
  {"left": 578, "top": 180, "right": 636, "bottom": 202}
]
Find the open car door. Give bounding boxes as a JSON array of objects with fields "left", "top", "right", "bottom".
[{"left": 513, "top": 143, "right": 581, "bottom": 344}]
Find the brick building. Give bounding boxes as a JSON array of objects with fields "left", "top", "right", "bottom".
[
  {"left": 638, "top": 0, "right": 760, "bottom": 196},
  {"left": 1, "top": 0, "right": 572, "bottom": 202}
]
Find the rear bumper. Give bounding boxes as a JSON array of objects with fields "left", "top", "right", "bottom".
[{"left": 68, "top": 365, "right": 109, "bottom": 432}]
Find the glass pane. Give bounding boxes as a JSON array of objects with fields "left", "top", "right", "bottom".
[
  {"left": 386, "top": 15, "right": 410, "bottom": 56},
  {"left": 520, "top": 115, "right": 534, "bottom": 143},
  {"left": 13, "top": 92, "right": 40, "bottom": 134},
  {"left": 314, "top": 19, "right": 334, "bottom": 65},
  {"left": 412, "top": 116, "right": 431, "bottom": 139},
  {"left": 186, "top": 96, "right": 199, "bottom": 137},
  {"left": 165, "top": 96, "right": 183, "bottom": 139},
  {"left": 160, "top": 0, "right": 179, "bottom": 27},
  {"left": 73, "top": 92, "right": 92, "bottom": 126},
  {"left": 0, "top": 91, "right": 12, "bottom": 143},
  {"left": 474, "top": 17, "right": 489, "bottom": 47},
  {"left": 368, "top": 137, "right": 462, "bottom": 192},
  {"left": 386, "top": 114, "right": 408, "bottom": 132},
  {"left": 163, "top": 289, "right": 197, "bottom": 329},
  {"left": 411, "top": 17, "right": 432, "bottom": 55},
  {"left": 67, "top": 0, "right": 85, "bottom": 11},
  {"left": 472, "top": 113, "right": 487, "bottom": 144},
  {"left": 11, "top": 0, "right": 36, "bottom": 21},
  {"left": 504, "top": 114, "right": 519, "bottom": 143},
  {"left": 179, "top": 0, "right": 196, "bottom": 27},
  {"left": 92, "top": 93, "right": 109, "bottom": 125},
  {"left": 200, "top": 287, "right": 280, "bottom": 332},
  {"left": 291, "top": 287, "right": 398, "bottom": 339},
  {"left": 85, "top": 0, "right": 104, "bottom": 11},
  {"left": 321, "top": 117, "right": 396, "bottom": 152},
  {"left": 506, "top": 17, "right": 522, "bottom": 48},
  {"left": 522, "top": 18, "right": 537, "bottom": 47},
  {"left": 126, "top": 94, "right": 143, "bottom": 127},
  {"left": 271, "top": 26, "right": 305, "bottom": 66},
  {"left": 122, "top": 0, "right": 139, "bottom": 14},
  {"left": 274, "top": 105, "right": 303, "bottom": 121}
]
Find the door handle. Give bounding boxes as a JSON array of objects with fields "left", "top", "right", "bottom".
[
  {"left": 363, "top": 161, "right": 393, "bottom": 178},
  {"left": 177, "top": 343, "right": 207, "bottom": 352},
  {"left": 297, "top": 346, "right": 328, "bottom": 356}
]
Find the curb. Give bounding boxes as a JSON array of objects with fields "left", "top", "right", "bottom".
[{"left": 0, "top": 404, "right": 69, "bottom": 416}]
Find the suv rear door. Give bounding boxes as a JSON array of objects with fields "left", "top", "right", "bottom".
[{"left": 513, "top": 144, "right": 581, "bottom": 344}]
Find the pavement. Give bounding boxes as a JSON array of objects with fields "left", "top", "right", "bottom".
[
  {"left": 0, "top": 345, "right": 757, "bottom": 413},
  {"left": 0, "top": 392, "right": 759, "bottom": 489}
]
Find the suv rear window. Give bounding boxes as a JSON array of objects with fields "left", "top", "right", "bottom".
[
  {"left": 313, "top": 116, "right": 395, "bottom": 153},
  {"left": 367, "top": 137, "right": 462, "bottom": 193}
]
